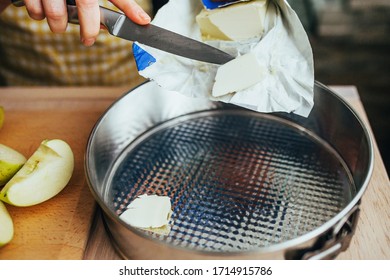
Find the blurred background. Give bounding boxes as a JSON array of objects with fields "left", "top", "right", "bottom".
[{"left": 288, "top": 0, "right": 390, "bottom": 172}]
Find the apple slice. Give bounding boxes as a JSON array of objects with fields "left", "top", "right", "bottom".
[
  {"left": 0, "top": 139, "right": 74, "bottom": 207},
  {"left": 0, "top": 144, "right": 27, "bottom": 186},
  {"left": 0, "top": 200, "right": 14, "bottom": 247}
]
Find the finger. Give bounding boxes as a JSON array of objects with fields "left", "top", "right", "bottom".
[
  {"left": 41, "top": 0, "right": 68, "bottom": 33},
  {"left": 76, "top": 0, "right": 100, "bottom": 46},
  {"left": 110, "top": 0, "right": 151, "bottom": 25},
  {"left": 24, "top": 0, "right": 45, "bottom": 20}
]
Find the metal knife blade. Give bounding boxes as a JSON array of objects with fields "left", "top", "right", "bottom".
[
  {"left": 113, "top": 16, "right": 234, "bottom": 65},
  {"left": 68, "top": 4, "right": 235, "bottom": 65}
]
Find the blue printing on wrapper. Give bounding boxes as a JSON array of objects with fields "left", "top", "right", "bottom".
[
  {"left": 201, "top": 0, "right": 243, "bottom": 10},
  {"left": 133, "top": 43, "right": 156, "bottom": 71}
]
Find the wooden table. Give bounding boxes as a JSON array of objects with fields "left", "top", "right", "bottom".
[{"left": 0, "top": 85, "right": 389, "bottom": 260}]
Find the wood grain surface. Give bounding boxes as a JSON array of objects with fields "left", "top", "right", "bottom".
[
  {"left": 329, "top": 87, "right": 390, "bottom": 259},
  {"left": 0, "top": 85, "right": 389, "bottom": 260},
  {"left": 0, "top": 87, "right": 127, "bottom": 259}
]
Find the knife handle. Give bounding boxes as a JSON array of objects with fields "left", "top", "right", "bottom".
[
  {"left": 11, "top": 0, "right": 76, "bottom": 6},
  {"left": 66, "top": 4, "right": 124, "bottom": 35},
  {"left": 10, "top": 0, "right": 81, "bottom": 25},
  {"left": 11, "top": 0, "right": 123, "bottom": 33}
]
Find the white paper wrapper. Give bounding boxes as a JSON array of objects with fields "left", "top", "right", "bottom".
[{"left": 133, "top": 0, "right": 314, "bottom": 117}]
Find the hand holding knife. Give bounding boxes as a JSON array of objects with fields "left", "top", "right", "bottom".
[
  {"left": 11, "top": 0, "right": 151, "bottom": 46},
  {"left": 11, "top": 0, "right": 234, "bottom": 64}
]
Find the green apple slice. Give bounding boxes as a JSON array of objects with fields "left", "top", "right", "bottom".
[
  {"left": 0, "top": 200, "right": 14, "bottom": 247},
  {"left": 0, "top": 139, "right": 74, "bottom": 207},
  {"left": 0, "top": 144, "right": 27, "bottom": 186},
  {"left": 0, "top": 106, "right": 4, "bottom": 130}
]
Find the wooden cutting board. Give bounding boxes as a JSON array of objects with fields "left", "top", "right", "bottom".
[
  {"left": 1, "top": 85, "right": 389, "bottom": 260},
  {"left": 0, "top": 86, "right": 130, "bottom": 259}
]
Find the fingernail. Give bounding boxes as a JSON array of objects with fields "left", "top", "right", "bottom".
[
  {"left": 81, "top": 37, "right": 95, "bottom": 47},
  {"left": 138, "top": 11, "right": 151, "bottom": 23}
]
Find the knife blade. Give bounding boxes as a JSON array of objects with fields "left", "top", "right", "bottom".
[{"left": 12, "top": 0, "right": 235, "bottom": 65}]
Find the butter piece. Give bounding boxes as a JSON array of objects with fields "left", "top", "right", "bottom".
[
  {"left": 196, "top": 0, "right": 267, "bottom": 41},
  {"left": 119, "top": 194, "right": 172, "bottom": 235},
  {"left": 212, "top": 52, "right": 265, "bottom": 97}
]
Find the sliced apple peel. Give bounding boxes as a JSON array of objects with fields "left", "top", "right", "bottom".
[
  {"left": 0, "top": 143, "right": 27, "bottom": 186},
  {"left": 0, "top": 139, "right": 74, "bottom": 207},
  {"left": 0, "top": 200, "right": 13, "bottom": 247}
]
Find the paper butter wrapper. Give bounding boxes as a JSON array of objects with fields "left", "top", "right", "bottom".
[
  {"left": 200, "top": 0, "right": 252, "bottom": 10},
  {"left": 133, "top": 0, "right": 315, "bottom": 117}
]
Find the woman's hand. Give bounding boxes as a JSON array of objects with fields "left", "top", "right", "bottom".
[{"left": 1, "top": 0, "right": 151, "bottom": 46}]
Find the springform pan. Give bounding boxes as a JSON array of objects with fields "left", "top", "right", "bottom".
[{"left": 85, "top": 81, "right": 374, "bottom": 259}]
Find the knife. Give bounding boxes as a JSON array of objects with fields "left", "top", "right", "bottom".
[{"left": 12, "top": 0, "right": 234, "bottom": 65}]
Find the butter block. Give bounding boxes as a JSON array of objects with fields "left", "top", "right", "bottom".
[
  {"left": 212, "top": 52, "right": 265, "bottom": 97},
  {"left": 196, "top": 0, "right": 267, "bottom": 41},
  {"left": 120, "top": 194, "right": 172, "bottom": 235}
]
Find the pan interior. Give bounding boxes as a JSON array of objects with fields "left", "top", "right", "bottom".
[{"left": 104, "top": 110, "right": 355, "bottom": 253}]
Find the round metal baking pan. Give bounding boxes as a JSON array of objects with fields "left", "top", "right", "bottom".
[{"left": 85, "top": 81, "right": 373, "bottom": 259}]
